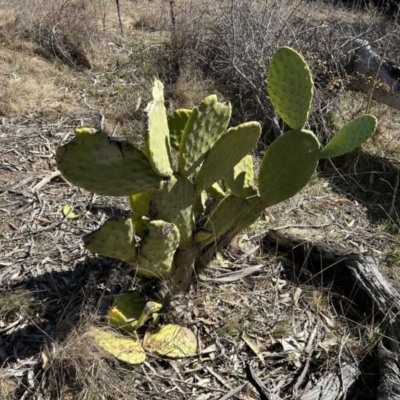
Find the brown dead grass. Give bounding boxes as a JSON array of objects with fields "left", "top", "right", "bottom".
[
  {"left": 0, "top": 375, "right": 16, "bottom": 400},
  {"left": 0, "top": 44, "right": 76, "bottom": 118},
  {"left": 39, "top": 323, "right": 127, "bottom": 400}
]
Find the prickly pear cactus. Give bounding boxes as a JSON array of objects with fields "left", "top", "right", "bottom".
[
  {"left": 178, "top": 95, "right": 231, "bottom": 177},
  {"left": 258, "top": 130, "right": 320, "bottom": 206},
  {"left": 83, "top": 217, "right": 137, "bottom": 264},
  {"left": 320, "top": 115, "right": 377, "bottom": 158},
  {"left": 225, "top": 155, "right": 254, "bottom": 198},
  {"left": 136, "top": 220, "right": 180, "bottom": 278},
  {"left": 55, "top": 46, "right": 377, "bottom": 300},
  {"left": 195, "top": 122, "right": 261, "bottom": 193},
  {"left": 56, "top": 130, "right": 165, "bottom": 196},
  {"left": 142, "top": 79, "right": 173, "bottom": 176},
  {"left": 268, "top": 47, "right": 313, "bottom": 130}
]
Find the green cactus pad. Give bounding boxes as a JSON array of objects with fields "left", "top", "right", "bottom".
[
  {"left": 199, "top": 190, "right": 264, "bottom": 247},
  {"left": 129, "top": 190, "right": 153, "bottom": 219},
  {"left": 258, "top": 130, "right": 320, "bottom": 206},
  {"left": 131, "top": 217, "right": 148, "bottom": 239},
  {"left": 225, "top": 155, "right": 254, "bottom": 197},
  {"left": 150, "top": 173, "right": 196, "bottom": 245},
  {"left": 320, "top": 115, "right": 377, "bottom": 158},
  {"left": 268, "top": 47, "right": 313, "bottom": 130},
  {"left": 194, "top": 191, "right": 207, "bottom": 220},
  {"left": 178, "top": 95, "right": 231, "bottom": 177},
  {"left": 234, "top": 191, "right": 264, "bottom": 232},
  {"left": 56, "top": 130, "right": 165, "bottom": 196},
  {"left": 83, "top": 217, "right": 136, "bottom": 263},
  {"left": 105, "top": 291, "right": 147, "bottom": 332},
  {"left": 136, "top": 220, "right": 180, "bottom": 278},
  {"left": 168, "top": 109, "right": 192, "bottom": 151},
  {"left": 207, "top": 182, "right": 226, "bottom": 200},
  {"left": 195, "top": 122, "right": 261, "bottom": 192},
  {"left": 142, "top": 79, "right": 173, "bottom": 176},
  {"left": 106, "top": 291, "right": 163, "bottom": 332},
  {"left": 198, "top": 196, "right": 240, "bottom": 245}
]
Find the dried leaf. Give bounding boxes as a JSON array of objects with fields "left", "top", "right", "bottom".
[
  {"left": 278, "top": 337, "right": 305, "bottom": 368},
  {"left": 199, "top": 264, "right": 265, "bottom": 282},
  {"left": 242, "top": 333, "right": 265, "bottom": 365},
  {"left": 62, "top": 205, "right": 79, "bottom": 219},
  {"left": 41, "top": 351, "right": 49, "bottom": 369},
  {"left": 293, "top": 288, "right": 302, "bottom": 309}
]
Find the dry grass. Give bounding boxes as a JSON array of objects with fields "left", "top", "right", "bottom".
[
  {"left": 1, "top": 0, "right": 400, "bottom": 398},
  {"left": 39, "top": 323, "right": 128, "bottom": 400},
  {"left": 0, "top": 45, "right": 77, "bottom": 118},
  {"left": 0, "top": 292, "right": 35, "bottom": 318},
  {"left": 0, "top": 375, "right": 17, "bottom": 400}
]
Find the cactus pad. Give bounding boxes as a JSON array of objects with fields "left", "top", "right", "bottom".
[
  {"left": 178, "top": 95, "right": 231, "bottom": 177},
  {"left": 320, "top": 115, "right": 377, "bottom": 158},
  {"left": 225, "top": 155, "right": 254, "bottom": 197},
  {"left": 168, "top": 109, "right": 192, "bottom": 151},
  {"left": 145, "top": 324, "right": 197, "bottom": 358},
  {"left": 207, "top": 182, "right": 226, "bottom": 200},
  {"left": 194, "top": 191, "right": 207, "bottom": 220},
  {"left": 83, "top": 217, "right": 137, "bottom": 264},
  {"left": 268, "top": 47, "right": 313, "bottom": 130},
  {"left": 199, "top": 190, "right": 264, "bottom": 246},
  {"left": 142, "top": 79, "right": 173, "bottom": 176},
  {"left": 56, "top": 130, "right": 165, "bottom": 196},
  {"left": 131, "top": 217, "right": 148, "bottom": 239},
  {"left": 150, "top": 173, "right": 196, "bottom": 245},
  {"left": 199, "top": 195, "right": 248, "bottom": 246},
  {"left": 136, "top": 220, "right": 180, "bottom": 277},
  {"left": 129, "top": 190, "right": 153, "bottom": 219},
  {"left": 258, "top": 130, "right": 320, "bottom": 206},
  {"left": 92, "top": 328, "right": 146, "bottom": 364},
  {"left": 195, "top": 122, "right": 261, "bottom": 192},
  {"left": 106, "top": 291, "right": 163, "bottom": 332},
  {"left": 105, "top": 291, "right": 147, "bottom": 332},
  {"left": 234, "top": 191, "right": 264, "bottom": 231}
]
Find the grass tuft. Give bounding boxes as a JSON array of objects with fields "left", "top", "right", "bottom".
[{"left": 0, "top": 291, "right": 35, "bottom": 318}]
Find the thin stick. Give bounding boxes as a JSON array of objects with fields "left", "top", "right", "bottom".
[
  {"left": 218, "top": 383, "right": 247, "bottom": 400},
  {"left": 32, "top": 171, "right": 61, "bottom": 192},
  {"left": 292, "top": 324, "right": 319, "bottom": 398},
  {"left": 389, "top": 169, "right": 399, "bottom": 217},
  {"left": 115, "top": 0, "right": 124, "bottom": 37}
]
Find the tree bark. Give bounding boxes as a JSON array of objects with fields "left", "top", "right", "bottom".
[
  {"left": 341, "top": 37, "right": 400, "bottom": 111},
  {"left": 298, "top": 364, "right": 359, "bottom": 400},
  {"left": 263, "top": 228, "right": 400, "bottom": 400}
]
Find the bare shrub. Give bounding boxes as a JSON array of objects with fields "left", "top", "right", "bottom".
[
  {"left": 6, "top": 0, "right": 108, "bottom": 69},
  {"left": 164, "top": 0, "right": 394, "bottom": 145}
]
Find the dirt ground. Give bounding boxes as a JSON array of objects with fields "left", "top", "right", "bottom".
[{"left": 2, "top": 1, "right": 400, "bottom": 399}]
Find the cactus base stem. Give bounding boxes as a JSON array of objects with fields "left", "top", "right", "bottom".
[{"left": 160, "top": 243, "right": 200, "bottom": 303}]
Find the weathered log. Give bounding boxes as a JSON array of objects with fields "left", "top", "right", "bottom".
[
  {"left": 341, "top": 37, "right": 400, "bottom": 111},
  {"left": 299, "top": 364, "right": 359, "bottom": 400},
  {"left": 263, "top": 228, "right": 400, "bottom": 400}
]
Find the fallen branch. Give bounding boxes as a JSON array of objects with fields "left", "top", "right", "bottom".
[
  {"left": 264, "top": 228, "right": 400, "bottom": 400},
  {"left": 341, "top": 37, "right": 400, "bottom": 111}
]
